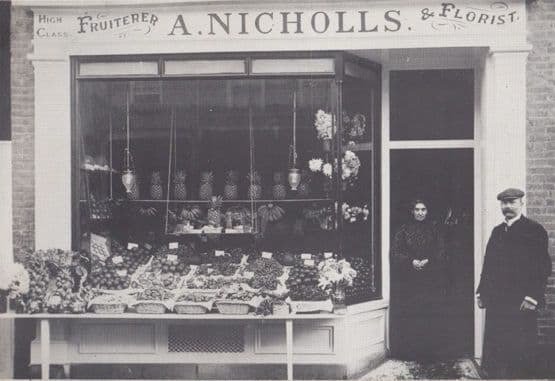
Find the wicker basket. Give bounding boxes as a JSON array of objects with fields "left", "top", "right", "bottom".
[
  {"left": 135, "top": 302, "right": 167, "bottom": 314},
  {"left": 174, "top": 303, "right": 210, "bottom": 314},
  {"left": 216, "top": 301, "right": 250, "bottom": 315},
  {"left": 272, "top": 303, "right": 290, "bottom": 315},
  {"left": 91, "top": 303, "right": 126, "bottom": 314}
]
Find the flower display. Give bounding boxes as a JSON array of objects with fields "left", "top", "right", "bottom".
[
  {"left": 0, "top": 262, "right": 30, "bottom": 298},
  {"left": 341, "top": 150, "right": 361, "bottom": 185},
  {"left": 309, "top": 158, "right": 324, "bottom": 172},
  {"left": 342, "top": 202, "right": 370, "bottom": 223},
  {"left": 317, "top": 258, "right": 357, "bottom": 292},
  {"left": 309, "top": 158, "right": 333, "bottom": 179},
  {"left": 314, "top": 110, "right": 335, "bottom": 140},
  {"left": 322, "top": 163, "right": 333, "bottom": 178}
]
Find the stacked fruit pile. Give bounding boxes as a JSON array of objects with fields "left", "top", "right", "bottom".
[
  {"left": 87, "top": 266, "right": 131, "bottom": 290},
  {"left": 108, "top": 245, "right": 151, "bottom": 276},
  {"left": 286, "top": 262, "right": 328, "bottom": 301},
  {"left": 345, "top": 257, "right": 373, "bottom": 303},
  {"left": 245, "top": 258, "right": 284, "bottom": 290}
]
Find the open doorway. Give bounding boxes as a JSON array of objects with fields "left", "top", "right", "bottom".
[{"left": 388, "top": 69, "right": 475, "bottom": 360}]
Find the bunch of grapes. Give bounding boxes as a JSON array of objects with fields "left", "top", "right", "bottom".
[
  {"left": 25, "top": 259, "right": 50, "bottom": 313},
  {"left": 45, "top": 269, "right": 75, "bottom": 313}
]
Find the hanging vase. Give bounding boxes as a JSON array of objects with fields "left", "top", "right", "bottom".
[{"left": 322, "top": 138, "right": 332, "bottom": 152}]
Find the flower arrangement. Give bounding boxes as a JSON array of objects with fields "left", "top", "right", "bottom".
[
  {"left": 309, "top": 158, "right": 333, "bottom": 179},
  {"left": 342, "top": 202, "right": 370, "bottom": 223},
  {"left": 341, "top": 150, "right": 361, "bottom": 185},
  {"left": 314, "top": 110, "right": 335, "bottom": 140},
  {"left": 317, "top": 258, "right": 357, "bottom": 292},
  {"left": 0, "top": 262, "right": 30, "bottom": 299}
]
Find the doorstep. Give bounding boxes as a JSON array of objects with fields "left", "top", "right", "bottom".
[{"left": 357, "top": 358, "right": 482, "bottom": 380}]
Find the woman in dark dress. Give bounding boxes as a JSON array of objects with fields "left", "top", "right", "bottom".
[{"left": 390, "top": 199, "right": 446, "bottom": 360}]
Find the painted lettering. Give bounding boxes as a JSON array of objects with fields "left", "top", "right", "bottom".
[
  {"left": 384, "top": 10, "right": 401, "bottom": 32},
  {"left": 77, "top": 15, "right": 92, "bottom": 34},
  {"left": 208, "top": 13, "right": 231, "bottom": 35},
  {"left": 358, "top": 11, "right": 378, "bottom": 32},
  {"left": 255, "top": 12, "right": 273, "bottom": 34},
  {"left": 336, "top": 11, "right": 354, "bottom": 33},
  {"left": 168, "top": 14, "right": 191, "bottom": 35},
  {"left": 311, "top": 11, "right": 330, "bottom": 33},
  {"left": 439, "top": 3, "right": 456, "bottom": 18},
  {"left": 477, "top": 13, "right": 488, "bottom": 24},
  {"left": 238, "top": 12, "right": 248, "bottom": 34},
  {"left": 281, "top": 12, "right": 302, "bottom": 34}
]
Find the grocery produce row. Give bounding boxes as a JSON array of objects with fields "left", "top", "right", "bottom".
[{"left": 2, "top": 244, "right": 375, "bottom": 316}]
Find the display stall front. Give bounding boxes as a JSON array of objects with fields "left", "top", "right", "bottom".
[{"left": 5, "top": 0, "right": 532, "bottom": 379}]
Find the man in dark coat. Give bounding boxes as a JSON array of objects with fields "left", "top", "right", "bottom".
[{"left": 477, "top": 188, "right": 552, "bottom": 379}]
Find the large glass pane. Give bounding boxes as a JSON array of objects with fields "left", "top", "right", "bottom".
[
  {"left": 341, "top": 73, "right": 380, "bottom": 302},
  {"left": 250, "top": 78, "right": 337, "bottom": 252},
  {"left": 390, "top": 70, "right": 474, "bottom": 140}
]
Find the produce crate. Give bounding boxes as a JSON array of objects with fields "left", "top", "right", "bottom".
[
  {"left": 90, "top": 303, "right": 126, "bottom": 314},
  {"left": 174, "top": 302, "right": 212, "bottom": 314},
  {"left": 272, "top": 303, "right": 290, "bottom": 315},
  {"left": 216, "top": 300, "right": 250, "bottom": 315},
  {"left": 134, "top": 302, "right": 167, "bottom": 314}
]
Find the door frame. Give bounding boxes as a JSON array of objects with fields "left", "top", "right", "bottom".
[{"left": 380, "top": 49, "right": 483, "bottom": 358}]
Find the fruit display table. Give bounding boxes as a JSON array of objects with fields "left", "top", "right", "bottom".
[{"left": 0, "top": 300, "right": 387, "bottom": 381}]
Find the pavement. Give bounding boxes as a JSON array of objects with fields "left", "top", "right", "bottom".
[{"left": 358, "top": 359, "right": 482, "bottom": 380}]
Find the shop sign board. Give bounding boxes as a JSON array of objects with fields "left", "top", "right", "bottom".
[{"left": 33, "top": 1, "right": 525, "bottom": 42}]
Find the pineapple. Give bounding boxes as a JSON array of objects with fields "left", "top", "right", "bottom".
[
  {"left": 173, "top": 170, "right": 187, "bottom": 200},
  {"left": 272, "top": 172, "right": 287, "bottom": 200},
  {"left": 207, "top": 196, "right": 223, "bottom": 227},
  {"left": 199, "top": 171, "right": 214, "bottom": 200},
  {"left": 150, "top": 171, "right": 163, "bottom": 200},
  {"left": 247, "top": 171, "right": 262, "bottom": 200},
  {"left": 223, "top": 170, "right": 239, "bottom": 200},
  {"left": 128, "top": 179, "right": 140, "bottom": 200}
]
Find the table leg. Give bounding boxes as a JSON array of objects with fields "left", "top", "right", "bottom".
[
  {"left": 285, "top": 319, "right": 293, "bottom": 381},
  {"left": 40, "top": 319, "right": 50, "bottom": 381}
]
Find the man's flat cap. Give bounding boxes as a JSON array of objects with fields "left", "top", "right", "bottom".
[{"left": 497, "top": 188, "right": 525, "bottom": 201}]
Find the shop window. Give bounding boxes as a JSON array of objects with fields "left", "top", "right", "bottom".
[
  {"left": 75, "top": 53, "right": 381, "bottom": 304},
  {"left": 79, "top": 61, "right": 159, "bottom": 76},
  {"left": 390, "top": 70, "right": 474, "bottom": 141},
  {"left": 164, "top": 60, "right": 246, "bottom": 76}
]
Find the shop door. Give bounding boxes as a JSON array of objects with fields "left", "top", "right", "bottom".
[{"left": 388, "top": 70, "right": 475, "bottom": 360}]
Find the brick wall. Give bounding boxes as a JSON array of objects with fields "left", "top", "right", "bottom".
[
  {"left": 526, "top": 0, "right": 555, "bottom": 345},
  {"left": 10, "top": 6, "right": 34, "bottom": 260}
]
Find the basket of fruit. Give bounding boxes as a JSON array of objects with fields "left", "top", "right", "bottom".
[
  {"left": 88, "top": 294, "right": 129, "bottom": 314},
  {"left": 215, "top": 285, "right": 258, "bottom": 315},
  {"left": 132, "top": 288, "right": 173, "bottom": 314},
  {"left": 215, "top": 300, "right": 251, "bottom": 315},
  {"left": 173, "top": 292, "right": 215, "bottom": 314},
  {"left": 272, "top": 300, "right": 290, "bottom": 315}
]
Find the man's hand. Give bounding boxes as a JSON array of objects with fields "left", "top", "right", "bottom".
[
  {"left": 476, "top": 295, "right": 485, "bottom": 309},
  {"left": 520, "top": 299, "right": 537, "bottom": 311}
]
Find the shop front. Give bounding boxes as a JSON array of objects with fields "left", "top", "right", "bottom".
[{"left": 8, "top": 0, "right": 531, "bottom": 379}]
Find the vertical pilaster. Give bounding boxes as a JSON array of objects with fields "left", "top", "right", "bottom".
[
  {"left": 476, "top": 45, "right": 531, "bottom": 358},
  {"left": 33, "top": 59, "right": 72, "bottom": 250}
]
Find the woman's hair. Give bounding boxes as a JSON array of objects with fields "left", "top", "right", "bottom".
[{"left": 409, "top": 198, "right": 428, "bottom": 211}]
